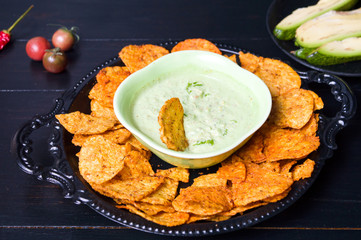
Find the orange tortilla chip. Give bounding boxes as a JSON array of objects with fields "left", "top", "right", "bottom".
[
  {"left": 172, "top": 186, "right": 233, "bottom": 216},
  {"left": 232, "top": 162, "right": 293, "bottom": 206},
  {"left": 171, "top": 38, "right": 222, "bottom": 54},
  {"left": 117, "top": 150, "right": 154, "bottom": 180},
  {"left": 95, "top": 66, "right": 131, "bottom": 85},
  {"left": 217, "top": 161, "right": 246, "bottom": 182},
  {"left": 158, "top": 97, "right": 188, "bottom": 151},
  {"left": 119, "top": 44, "right": 169, "bottom": 73},
  {"left": 90, "top": 100, "right": 120, "bottom": 123},
  {"left": 192, "top": 174, "right": 227, "bottom": 187},
  {"left": 140, "top": 178, "right": 179, "bottom": 205},
  {"left": 91, "top": 176, "right": 164, "bottom": 202},
  {"left": 78, "top": 136, "right": 126, "bottom": 184},
  {"left": 235, "top": 131, "right": 266, "bottom": 163},
  {"left": 292, "top": 159, "right": 315, "bottom": 181},
  {"left": 72, "top": 128, "right": 132, "bottom": 147},
  {"left": 121, "top": 204, "right": 189, "bottom": 227},
  {"left": 301, "top": 114, "right": 319, "bottom": 136},
  {"left": 271, "top": 88, "right": 314, "bottom": 129},
  {"left": 56, "top": 111, "right": 116, "bottom": 135},
  {"left": 308, "top": 90, "right": 324, "bottom": 110},
  {"left": 156, "top": 167, "right": 189, "bottom": 183},
  {"left": 220, "top": 202, "right": 267, "bottom": 217},
  {"left": 239, "top": 51, "right": 301, "bottom": 97},
  {"left": 225, "top": 54, "right": 237, "bottom": 63},
  {"left": 88, "top": 66, "right": 131, "bottom": 108},
  {"left": 127, "top": 202, "right": 176, "bottom": 216},
  {"left": 263, "top": 126, "right": 320, "bottom": 161}
]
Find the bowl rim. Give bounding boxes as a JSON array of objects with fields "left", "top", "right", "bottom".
[{"left": 113, "top": 50, "right": 272, "bottom": 159}]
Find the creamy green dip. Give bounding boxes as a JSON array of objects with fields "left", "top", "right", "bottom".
[{"left": 131, "top": 66, "right": 258, "bottom": 154}]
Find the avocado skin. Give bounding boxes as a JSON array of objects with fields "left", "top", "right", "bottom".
[
  {"left": 273, "top": 28, "right": 296, "bottom": 41},
  {"left": 306, "top": 51, "right": 361, "bottom": 66},
  {"left": 293, "top": 48, "right": 315, "bottom": 60}
]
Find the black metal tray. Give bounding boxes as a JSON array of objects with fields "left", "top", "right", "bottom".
[
  {"left": 14, "top": 42, "right": 357, "bottom": 236},
  {"left": 266, "top": 0, "right": 361, "bottom": 77}
]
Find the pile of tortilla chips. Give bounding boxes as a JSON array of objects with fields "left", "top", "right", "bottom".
[{"left": 55, "top": 38, "right": 322, "bottom": 227}]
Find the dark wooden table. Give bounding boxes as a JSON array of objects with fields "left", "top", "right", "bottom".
[{"left": 1, "top": 0, "right": 361, "bottom": 239}]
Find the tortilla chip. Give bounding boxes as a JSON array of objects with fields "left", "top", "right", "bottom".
[
  {"left": 158, "top": 97, "right": 188, "bottom": 151},
  {"left": 263, "top": 127, "right": 320, "bottom": 162},
  {"left": 156, "top": 167, "right": 189, "bottom": 183},
  {"left": 117, "top": 150, "right": 154, "bottom": 180},
  {"left": 263, "top": 187, "right": 291, "bottom": 203},
  {"left": 192, "top": 174, "right": 227, "bottom": 187},
  {"left": 239, "top": 51, "right": 301, "bottom": 97},
  {"left": 119, "top": 44, "right": 169, "bottom": 73},
  {"left": 235, "top": 130, "right": 266, "bottom": 163},
  {"left": 125, "top": 135, "right": 151, "bottom": 156},
  {"left": 56, "top": 111, "right": 116, "bottom": 135},
  {"left": 171, "top": 38, "right": 222, "bottom": 54},
  {"left": 186, "top": 214, "right": 231, "bottom": 223},
  {"left": 225, "top": 54, "right": 237, "bottom": 63},
  {"left": 88, "top": 66, "right": 131, "bottom": 108},
  {"left": 238, "top": 51, "right": 262, "bottom": 73},
  {"left": 220, "top": 202, "right": 267, "bottom": 217},
  {"left": 217, "top": 161, "right": 246, "bottom": 182},
  {"left": 232, "top": 162, "right": 293, "bottom": 206},
  {"left": 271, "top": 88, "right": 314, "bottom": 129},
  {"left": 90, "top": 100, "right": 119, "bottom": 123},
  {"left": 140, "top": 178, "right": 179, "bottom": 205},
  {"left": 129, "top": 202, "right": 176, "bottom": 216},
  {"left": 72, "top": 128, "right": 132, "bottom": 147},
  {"left": 301, "top": 114, "right": 319, "bottom": 137},
  {"left": 308, "top": 90, "right": 324, "bottom": 110},
  {"left": 121, "top": 204, "right": 189, "bottom": 227},
  {"left": 172, "top": 186, "right": 233, "bottom": 216},
  {"left": 279, "top": 160, "right": 297, "bottom": 178},
  {"left": 91, "top": 176, "right": 164, "bottom": 202},
  {"left": 78, "top": 136, "right": 126, "bottom": 184},
  {"left": 95, "top": 66, "right": 131, "bottom": 85},
  {"left": 292, "top": 159, "right": 315, "bottom": 181}
]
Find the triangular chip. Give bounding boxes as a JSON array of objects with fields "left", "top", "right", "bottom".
[
  {"left": 292, "top": 159, "right": 315, "bottom": 181},
  {"left": 171, "top": 38, "right": 222, "bottom": 54},
  {"left": 118, "top": 44, "right": 169, "bottom": 73},
  {"left": 56, "top": 111, "right": 116, "bottom": 135},
  {"left": 121, "top": 204, "right": 189, "bottom": 227},
  {"left": 78, "top": 136, "right": 126, "bottom": 184},
  {"left": 158, "top": 97, "right": 188, "bottom": 151},
  {"left": 271, "top": 88, "right": 314, "bottom": 129},
  {"left": 91, "top": 176, "right": 164, "bottom": 202},
  {"left": 232, "top": 162, "right": 293, "bottom": 206},
  {"left": 172, "top": 186, "right": 233, "bottom": 216}
]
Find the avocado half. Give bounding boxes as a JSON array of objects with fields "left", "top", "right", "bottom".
[
  {"left": 295, "top": 8, "right": 361, "bottom": 48},
  {"left": 273, "top": 0, "right": 358, "bottom": 41},
  {"left": 305, "top": 37, "right": 361, "bottom": 65}
]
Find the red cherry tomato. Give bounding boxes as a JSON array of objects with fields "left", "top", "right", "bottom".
[
  {"left": 52, "top": 26, "right": 79, "bottom": 51},
  {"left": 42, "top": 48, "right": 67, "bottom": 73},
  {"left": 26, "top": 36, "right": 51, "bottom": 61}
]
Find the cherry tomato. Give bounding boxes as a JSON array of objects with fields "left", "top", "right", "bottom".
[
  {"left": 26, "top": 36, "right": 51, "bottom": 61},
  {"left": 42, "top": 48, "right": 67, "bottom": 73},
  {"left": 52, "top": 26, "right": 79, "bottom": 51}
]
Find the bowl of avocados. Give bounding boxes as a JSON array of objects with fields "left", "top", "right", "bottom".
[{"left": 267, "top": 0, "right": 361, "bottom": 77}]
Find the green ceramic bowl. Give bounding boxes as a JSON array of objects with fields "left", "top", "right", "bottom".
[{"left": 113, "top": 50, "right": 271, "bottom": 169}]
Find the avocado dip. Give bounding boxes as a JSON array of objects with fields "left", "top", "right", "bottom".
[{"left": 131, "top": 66, "right": 259, "bottom": 154}]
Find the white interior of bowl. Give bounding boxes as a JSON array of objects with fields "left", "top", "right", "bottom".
[{"left": 113, "top": 50, "right": 272, "bottom": 159}]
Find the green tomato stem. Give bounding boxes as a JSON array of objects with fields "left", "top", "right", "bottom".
[{"left": 7, "top": 5, "right": 34, "bottom": 32}]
